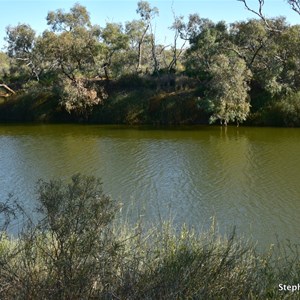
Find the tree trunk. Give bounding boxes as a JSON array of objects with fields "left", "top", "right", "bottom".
[{"left": 136, "top": 24, "right": 149, "bottom": 72}]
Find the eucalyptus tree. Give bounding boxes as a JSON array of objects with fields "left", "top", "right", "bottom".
[
  {"left": 5, "top": 24, "right": 41, "bottom": 82},
  {"left": 276, "top": 24, "right": 300, "bottom": 92},
  {"left": 125, "top": 19, "right": 153, "bottom": 74},
  {"left": 183, "top": 16, "right": 228, "bottom": 80},
  {"left": 135, "top": 0, "right": 159, "bottom": 72},
  {"left": 43, "top": 4, "right": 100, "bottom": 78},
  {"left": 229, "top": 19, "right": 268, "bottom": 69},
  {"left": 46, "top": 3, "right": 91, "bottom": 32},
  {"left": 99, "top": 22, "right": 129, "bottom": 79},
  {"left": 0, "top": 52, "right": 10, "bottom": 83},
  {"left": 235, "top": 0, "right": 300, "bottom": 126},
  {"left": 230, "top": 17, "right": 299, "bottom": 97},
  {"left": 167, "top": 14, "right": 215, "bottom": 77},
  {"left": 38, "top": 4, "right": 106, "bottom": 114},
  {"left": 239, "top": 0, "right": 300, "bottom": 17},
  {"left": 229, "top": 18, "right": 280, "bottom": 94},
  {"left": 203, "top": 54, "right": 252, "bottom": 126},
  {"left": 125, "top": 20, "right": 147, "bottom": 74},
  {"left": 179, "top": 15, "right": 252, "bottom": 125},
  {"left": 167, "top": 15, "right": 188, "bottom": 73}
]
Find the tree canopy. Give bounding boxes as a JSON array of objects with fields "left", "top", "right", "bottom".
[{"left": 1, "top": 0, "right": 300, "bottom": 126}]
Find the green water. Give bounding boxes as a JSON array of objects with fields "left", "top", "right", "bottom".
[{"left": 1, "top": 124, "right": 300, "bottom": 247}]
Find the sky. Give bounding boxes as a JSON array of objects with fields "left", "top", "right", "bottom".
[{"left": 0, "top": 0, "right": 299, "bottom": 50}]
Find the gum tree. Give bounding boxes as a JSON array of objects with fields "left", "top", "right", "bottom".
[
  {"left": 203, "top": 54, "right": 252, "bottom": 126},
  {"left": 5, "top": 24, "right": 41, "bottom": 81},
  {"left": 0, "top": 52, "right": 10, "bottom": 83},
  {"left": 99, "top": 22, "right": 129, "bottom": 80},
  {"left": 38, "top": 4, "right": 106, "bottom": 115},
  {"left": 135, "top": 0, "right": 159, "bottom": 72}
]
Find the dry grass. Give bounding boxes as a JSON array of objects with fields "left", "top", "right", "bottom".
[{"left": 1, "top": 174, "right": 300, "bottom": 299}]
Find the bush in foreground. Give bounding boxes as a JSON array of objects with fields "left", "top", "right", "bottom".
[{"left": 0, "top": 174, "right": 300, "bottom": 299}]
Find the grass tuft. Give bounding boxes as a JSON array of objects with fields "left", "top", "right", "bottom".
[{"left": 0, "top": 174, "right": 299, "bottom": 299}]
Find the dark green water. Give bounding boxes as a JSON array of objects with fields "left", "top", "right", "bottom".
[{"left": 1, "top": 124, "right": 300, "bottom": 247}]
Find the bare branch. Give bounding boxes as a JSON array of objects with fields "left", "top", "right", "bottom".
[
  {"left": 238, "top": 0, "right": 282, "bottom": 32},
  {"left": 287, "top": 0, "right": 300, "bottom": 15},
  {"left": 238, "top": 0, "right": 265, "bottom": 19},
  {"left": 222, "top": 46, "right": 246, "bottom": 60},
  {"left": 0, "top": 84, "right": 16, "bottom": 95},
  {"left": 16, "top": 57, "right": 40, "bottom": 81}
]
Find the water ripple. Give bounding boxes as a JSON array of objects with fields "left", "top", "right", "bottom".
[{"left": 1, "top": 125, "right": 300, "bottom": 247}]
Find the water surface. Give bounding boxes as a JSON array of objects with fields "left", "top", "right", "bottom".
[{"left": 1, "top": 124, "right": 300, "bottom": 247}]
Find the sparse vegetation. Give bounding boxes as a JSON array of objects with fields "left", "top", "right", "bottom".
[{"left": 1, "top": 174, "right": 300, "bottom": 299}]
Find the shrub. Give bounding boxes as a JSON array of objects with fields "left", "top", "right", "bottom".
[
  {"left": 0, "top": 174, "right": 119, "bottom": 299},
  {"left": 59, "top": 79, "right": 107, "bottom": 117},
  {"left": 258, "top": 92, "right": 300, "bottom": 126},
  {"left": 1, "top": 175, "right": 300, "bottom": 299},
  {"left": 275, "top": 92, "right": 300, "bottom": 126}
]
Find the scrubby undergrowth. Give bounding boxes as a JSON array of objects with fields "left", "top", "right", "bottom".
[
  {"left": 0, "top": 79, "right": 205, "bottom": 125},
  {"left": 1, "top": 174, "right": 300, "bottom": 299}
]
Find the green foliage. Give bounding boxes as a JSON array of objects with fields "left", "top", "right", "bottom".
[
  {"left": 125, "top": 19, "right": 146, "bottom": 47},
  {"left": 5, "top": 24, "right": 36, "bottom": 58},
  {"left": 5, "top": 24, "right": 41, "bottom": 82},
  {"left": 37, "top": 26, "right": 100, "bottom": 81},
  {"left": 137, "top": 0, "right": 159, "bottom": 21},
  {"left": 202, "top": 54, "right": 252, "bottom": 126},
  {"left": 58, "top": 79, "right": 107, "bottom": 116},
  {"left": 99, "top": 22, "right": 129, "bottom": 78},
  {"left": 261, "top": 92, "right": 300, "bottom": 126},
  {"left": 183, "top": 16, "right": 228, "bottom": 80},
  {"left": 134, "top": 1, "right": 159, "bottom": 73},
  {"left": 229, "top": 17, "right": 298, "bottom": 97},
  {"left": 0, "top": 174, "right": 119, "bottom": 299},
  {"left": 2, "top": 2, "right": 300, "bottom": 125},
  {"left": 0, "top": 52, "right": 10, "bottom": 82},
  {"left": 1, "top": 175, "right": 300, "bottom": 299},
  {"left": 46, "top": 3, "right": 91, "bottom": 32},
  {"left": 277, "top": 92, "right": 300, "bottom": 126}
]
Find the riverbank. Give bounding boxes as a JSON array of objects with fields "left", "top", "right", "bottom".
[
  {"left": 0, "top": 79, "right": 208, "bottom": 125},
  {"left": 2, "top": 221, "right": 298, "bottom": 299},
  {"left": 0, "top": 174, "right": 299, "bottom": 299},
  {"left": 1, "top": 79, "right": 300, "bottom": 126}
]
